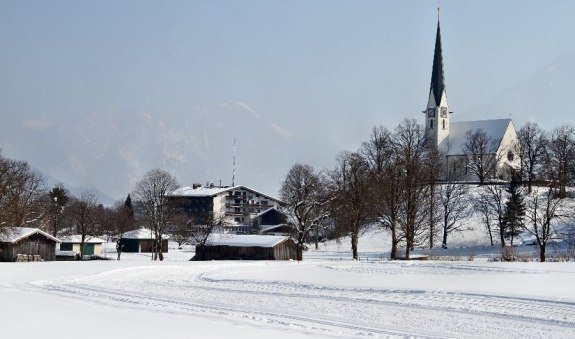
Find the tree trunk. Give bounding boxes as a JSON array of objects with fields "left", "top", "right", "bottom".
[
  {"left": 499, "top": 222, "right": 506, "bottom": 247},
  {"left": 539, "top": 244, "right": 546, "bottom": 262},
  {"left": 351, "top": 232, "right": 359, "bottom": 260},
  {"left": 487, "top": 223, "right": 494, "bottom": 246},
  {"left": 442, "top": 225, "right": 448, "bottom": 249},
  {"left": 390, "top": 220, "right": 397, "bottom": 260},
  {"left": 314, "top": 224, "right": 319, "bottom": 250}
]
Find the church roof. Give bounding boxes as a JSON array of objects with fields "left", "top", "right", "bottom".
[
  {"left": 447, "top": 119, "right": 512, "bottom": 156},
  {"left": 430, "top": 21, "right": 446, "bottom": 107}
]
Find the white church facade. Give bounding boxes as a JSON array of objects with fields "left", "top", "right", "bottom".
[{"left": 424, "top": 18, "right": 520, "bottom": 180}]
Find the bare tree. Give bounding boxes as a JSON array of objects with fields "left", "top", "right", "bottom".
[
  {"left": 133, "top": 169, "right": 180, "bottom": 261},
  {"left": 70, "top": 192, "right": 100, "bottom": 258},
  {"left": 481, "top": 184, "right": 508, "bottom": 247},
  {"left": 475, "top": 192, "right": 495, "bottom": 246},
  {"left": 280, "top": 163, "right": 330, "bottom": 260},
  {"left": 361, "top": 126, "right": 402, "bottom": 259},
  {"left": 438, "top": 159, "right": 471, "bottom": 249},
  {"left": 329, "top": 151, "right": 374, "bottom": 260},
  {"left": 393, "top": 119, "right": 436, "bottom": 259},
  {"left": 188, "top": 211, "right": 228, "bottom": 260},
  {"left": 0, "top": 155, "right": 45, "bottom": 233},
  {"left": 546, "top": 124, "right": 575, "bottom": 198},
  {"left": 518, "top": 122, "right": 548, "bottom": 193},
  {"left": 524, "top": 186, "right": 567, "bottom": 262},
  {"left": 463, "top": 128, "right": 500, "bottom": 185}
]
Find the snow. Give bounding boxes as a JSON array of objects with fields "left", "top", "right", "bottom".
[
  {"left": 0, "top": 227, "right": 60, "bottom": 243},
  {"left": 2, "top": 231, "right": 575, "bottom": 338},
  {"left": 122, "top": 227, "right": 164, "bottom": 239},
  {"left": 59, "top": 235, "right": 106, "bottom": 243},
  {"left": 171, "top": 185, "right": 236, "bottom": 197},
  {"left": 206, "top": 234, "right": 290, "bottom": 247},
  {"left": 447, "top": 118, "right": 511, "bottom": 156}
]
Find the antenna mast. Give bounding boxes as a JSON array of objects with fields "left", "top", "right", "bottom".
[{"left": 232, "top": 138, "right": 236, "bottom": 186}]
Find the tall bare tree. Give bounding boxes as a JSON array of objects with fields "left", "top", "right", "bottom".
[
  {"left": 0, "top": 154, "right": 45, "bottom": 233},
  {"left": 463, "top": 128, "right": 500, "bottom": 185},
  {"left": 393, "top": 119, "right": 436, "bottom": 259},
  {"left": 361, "top": 126, "right": 401, "bottom": 259},
  {"left": 280, "top": 163, "right": 330, "bottom": 260},
  {"left": 70, "top": 192, "right": 101, "bottom": 258},
  {"left": 518, "top": 122, "right": 548, "bottom": 193},
  {"left": 438, "top": 158, "right": 471, "bottom": 249},
  {"left": 329, "top": 151, "right": 374, "bottom": 260},
  {"left": 133, "top": 169, "right": 180, "bottom": 261},
  {"left": 524, "top": 186, "right": 568, "bottom": 262},
  {"left": 481, "top": 184, "right": 508, "bottom": 247},
  {"left": 546, "top": 124, "right": 575, "bottom": 198}
]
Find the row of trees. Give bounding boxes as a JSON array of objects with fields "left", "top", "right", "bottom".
[
  {"left": 0, "top": 150, "right": 224, "bottom": 261},
  {"left": 280, "top": 120, "right": 575, "bottom": 262},
  {"left": 1, "top": 150, "right": 136, "bottom": 257}
]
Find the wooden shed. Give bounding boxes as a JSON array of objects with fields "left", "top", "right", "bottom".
[
  {"left": 0, "top": 227, "right": 60, "bottom": 262},
  {"left": 59, "top": 235, "right": 106, "bottom": 256},
  {"left": 119, "top": 227, "right": 168, "bottom": 253},
  {"left": 193, "top": 234, "right": 297, "bottom": 261}
]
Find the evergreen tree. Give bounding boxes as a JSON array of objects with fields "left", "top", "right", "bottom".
[
  {"left": 124, "top": 194, "right": 134, "bottom": 221},
  {"left": 503, "top": 172, "right": 525, "bottom": 246}
]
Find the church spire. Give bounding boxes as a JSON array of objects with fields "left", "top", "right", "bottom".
[{"left": 430, "top": 19, "right": 445, "bottom": 107}]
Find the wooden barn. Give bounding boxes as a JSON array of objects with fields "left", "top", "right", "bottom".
[
  {"left": 0, "top": 227, "right": 60, "bottom": 262},
  {"left": 193, "top": 234, "right": 297, "bottom": 261},
  {"left": 119, "top": 227, "right": 168, "bottom": 253}
]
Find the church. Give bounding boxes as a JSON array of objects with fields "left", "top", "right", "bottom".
[{"left": 423, "top": 17, "right": 520, "bottom": 180}]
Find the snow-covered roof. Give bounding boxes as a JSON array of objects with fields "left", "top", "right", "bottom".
[
  {"left": 121, "top": 227, "right": 169, "bottom": 240},
  {"left": 205, "top": 234, "right": 291, "bottom": 248},
  {"left": 170, "top": 185, "right": 283, "bottom": 203},
  {"left": 254, "top": 207, "right": 285, "bottom": 219},
  {"left": 0, "top": 227, "right": 60, "bottom": 244},
  {"left": 59, "top": 235, "right": 106, "bottom": 244},
  {"left": 447, "top": 119, "right": 512, "bottom": 156},
  {"left": 260, "top": 224, "right": 290, "bottom": 233}
]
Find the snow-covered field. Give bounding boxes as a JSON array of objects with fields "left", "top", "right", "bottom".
[{"left": 2, "top": 236, "right": 575, "bottom": 338}]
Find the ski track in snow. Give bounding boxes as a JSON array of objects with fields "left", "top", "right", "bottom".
[{"left": 29, "top": 261, "right": 575, "bottom": 338}]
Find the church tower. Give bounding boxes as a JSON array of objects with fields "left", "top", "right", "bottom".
[{"left": 424, "top": 17, "right": 450, "bottom": 154}]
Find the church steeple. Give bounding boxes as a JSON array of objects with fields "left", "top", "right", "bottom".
[
  {"left": 424, "top": 9, "right": 450, "bottom": 154},
  {"left": 430, "top": 21, "right": 445, "bottom": 107}
]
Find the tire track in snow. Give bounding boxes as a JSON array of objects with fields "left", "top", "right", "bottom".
[{"left": 39, "top": 282, "right": 437, "bottom": 339}]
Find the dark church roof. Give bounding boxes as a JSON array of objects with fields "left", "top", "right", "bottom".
[{"left": 430, "top": 21, "right": 445, "bottom": 106}]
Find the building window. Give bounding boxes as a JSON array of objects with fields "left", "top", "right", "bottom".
[
  {"left": 507, "top": 151, "right": 515, "bottom": 162},
  {"left": 442, "top": 119, "right": 446, "bottom": 130},
  {"left": 261, "top": 200, "right": 268, "bottom": 206},
  {"left": 430, "top": 119, "right": 434, "bottom": 129}
]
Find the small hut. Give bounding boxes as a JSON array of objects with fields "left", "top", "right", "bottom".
[
  {"left": 0, "top": 227, "right": 60, "bottom": 262},
  {"left": 59, "top": 235, "right": 106, "bottom": 255},
  {"left": 194, "top": 234, "right": 297, "bottom": 260},
  {"left": 119, "top": 227, "right": 168, "bottom": 253}
]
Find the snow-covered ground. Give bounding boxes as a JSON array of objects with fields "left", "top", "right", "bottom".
[{"left": 2, "top": 236, "right": 575, "bottom": 338}]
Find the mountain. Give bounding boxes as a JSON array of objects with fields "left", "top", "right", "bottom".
[
  {"left": 1, "top": 102, "right": 298, "bottom": 200},
  {"left": 466, "top": 51, "right": 575, "bottom": 130}
]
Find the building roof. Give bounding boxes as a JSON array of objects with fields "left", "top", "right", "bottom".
[
  {"left": 430, "top": 21, "right": 445, "bottom": 107},
  {"left": 0, "top": 227, "right": 60, "bottom": 244},
  {"left": 205, "top": 234, "right": 290, "bottom": 248},
  {"left": 254, "top": 207, "right": 285, "bottom": 219},
  {"left": 447, "top": 118, "right": 512, "bottom": 156},
  {"left": 170, "top": 185, "right": 283, "bottom": 204},
  {"left": 60, "top": 235, "right": 106, "bottom": 244},
  {"left": 121, "top": 227, "right": 164, "bottom": 240}
]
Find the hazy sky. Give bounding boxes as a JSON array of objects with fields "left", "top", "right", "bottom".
[{"left": 1, "top": 1, "right": 574, "bottom": 198}]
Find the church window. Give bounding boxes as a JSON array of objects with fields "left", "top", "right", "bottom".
[
  {"left": 440, "top": 107, "right": 448, "bottom": 118},
  {"left": 442, "top": 119, "right": 446, "bottom": 130},
  {"left": 507, "top": 151, "right": 515, "bottom": 162},
  {"left": 430, "top": 119, "right": 434, "bottom": 128}
]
